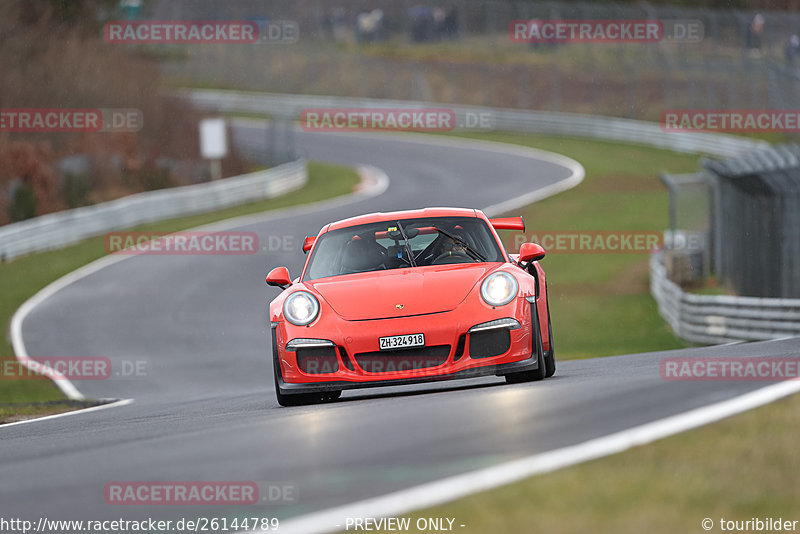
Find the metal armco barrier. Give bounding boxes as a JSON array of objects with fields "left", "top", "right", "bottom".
[
  {"left": 651, "top": 252, "right": 800, "bottom": 344},
  {"left": 0, "top": 158, "right": 307, "bottom": 261},
  {"left": 185, "top": 91, "right": 800, "bottom": 345},
  {"left": 5, "top": 89, "right": 796, "bottom": 345},
  {"left": 183, "top": 90, "right": 767, "bottom": 158}
]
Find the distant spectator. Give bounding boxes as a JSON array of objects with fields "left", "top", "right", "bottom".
[
  {"left": 441, "top": 6, "right": 459, "bottom": 39},
  {"left": 786, "top": 34, "right": 800, "bottom": 66},
  {"left": 433, "top": 7, "right": 445, "bottom": 39},
  {"left": 331, "top": 7, "right": 347, "bottom": 43},
  {"left": 745, "top": 13, "right": 765, "bottom": 57},
  {"left": 409, "top": 5, "right": 434, "bottom": 43},
  {"left": 355, "top": 9, "right": 384, "bottom": 44},
  {"left": 118, "top": 0, "right": 142, "bottom": 20}
]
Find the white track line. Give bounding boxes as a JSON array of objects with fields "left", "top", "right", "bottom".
[
  {"left": 6, "top": 164, "right": 388, "bottom": 421},
  {"left": 188, "top": 164, "right": 389, "bottom": 234},
  {"left": 347, "top": 132, "right": 586, "bottom": 216},
  {"left": 273, "top": 378, "right": 800, "bottom": 534},
  {"left": 7, "top": 132, "right": 580, "bottom": 413},
  {"left": 284, "top": 128, "right": 587, "bottom": 218},
  {"left": 0, "top": 398, "right": 133, "bottom": 429},
  {"left": 10, "top": 253, "right": 135, "bottom": 401},
  {"left": 6, "top": 126, "right": 798, "bottom": 532}
]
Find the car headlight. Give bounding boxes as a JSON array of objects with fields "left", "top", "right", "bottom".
[
  {"left": 283, "top": 291, "right": 320, "bottom": 326},
  {"left": 480, "top": 271, "right": 519, "bottom": 307}
]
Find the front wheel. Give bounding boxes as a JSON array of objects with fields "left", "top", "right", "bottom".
[
  {"left": 543, "top": 302, "right": 556, "bottom": 378},
  {"left": 504, "top": 301, "right": 546, "bottom": 383}
]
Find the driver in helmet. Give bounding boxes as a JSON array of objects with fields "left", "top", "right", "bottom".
[
  {"left": 440, "top": 237, "right": 468, "bottom": 257},
  {"left": 435, "top": 227, "right": 471, "bottom": 260}
]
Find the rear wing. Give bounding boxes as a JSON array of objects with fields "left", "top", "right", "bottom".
[{"left": 489, "top": 216, "right": 525, "bottom": 232}]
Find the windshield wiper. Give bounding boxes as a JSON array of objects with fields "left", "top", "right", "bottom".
[
  {"left": 433, "top": 226, "right": 486, "bottom": 262},
  {"left": 396, "top": 221, "right": 417, "bottom": 267}
]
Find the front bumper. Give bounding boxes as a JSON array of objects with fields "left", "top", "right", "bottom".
[
  {"left": 271, "top": 296, "right": 540, "bottom": 394},
  {"left": 275, "top": 352, "right": 540, "bottom": 393}
]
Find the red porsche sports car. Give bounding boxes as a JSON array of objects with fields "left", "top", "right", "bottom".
[{"left": 266, "top": 207, "right": 554, "bottom": 406}]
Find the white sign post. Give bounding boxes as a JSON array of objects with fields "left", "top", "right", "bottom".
[{"left": 199, "top": 118, "right": 228, "bottom": 181}]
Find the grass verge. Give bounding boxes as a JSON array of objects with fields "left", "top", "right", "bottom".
[
  {"left": 0, "top": 161, "right": 360, "bottom": 423},
  {"left": 349, "top": 132, "right": 795, "bottom": 534},
  {"left": 402, "top": 391, "right": 800, "bottom": 534},
  {"left": 1, "top": 132, "right": 700, "bottom": 418},
  {"left": 447, "top": 131, "right": 700, "bottom": 358}
]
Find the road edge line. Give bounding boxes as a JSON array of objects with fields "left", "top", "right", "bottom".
[
  {"left": 6, "top": 164, "right": 389, "bottom": 416},
  {"left": 0, "top": 398, "right": 134, "bottom": 429},
  {"left": 7, "top": 132, "right": 582, "bottom": 411},
  {"left": 274, "top": 379, "right": 800, "bottom": 534}
]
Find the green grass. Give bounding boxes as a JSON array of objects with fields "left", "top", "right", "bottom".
[
  {"left": 446, "top": 132, "right": 700, "bottom": 358},
  {"left": 337, "top": 132, "right": 797, "bottom": 534},
  {"left": 0, "top": 400, "right": 104, "bottom": 424},
  {"left": 401, "top": 391, "right": 800, "bottom": 534},
  {"left": 5, "top": 128, "right": 796, "bottom": 531},
  {"left": 0, "top": 161, "right": 359, "bottom": 422},
  {"left": 0, "top": 133, "right": 702, "bottom": 417}
]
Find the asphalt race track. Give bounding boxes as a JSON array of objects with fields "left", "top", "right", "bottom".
[{"left": 2, "top": 126, "right": 799, "bottom": 529}]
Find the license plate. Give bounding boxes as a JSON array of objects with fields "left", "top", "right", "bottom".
[{"left": 379, "top": 333, "right": 425, "bottom": 350}]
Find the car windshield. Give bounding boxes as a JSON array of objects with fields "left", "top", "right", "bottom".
[{"left": 304, "top": 216, "right": 504, "bottom": 280}]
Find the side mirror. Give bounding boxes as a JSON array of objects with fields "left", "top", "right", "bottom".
[
  {"left": 519, "top": 242, "right": 546, "bottom": 263},
  {"left": 266, "top": 266, "right": 292, "bottom": 289}
]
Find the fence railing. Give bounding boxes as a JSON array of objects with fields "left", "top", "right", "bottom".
[
  {"left": 184, "top": 89, "right": 767, "bottom": 158},
  {"left": 152, "top": 1, "right": 800, "bottom": 120},
  {"left": 651, "top": 252, "right": 800, "bottom": 344},
  {"left": 5, "top": 88, "right": 795, "bottom": 345},
  {"left": 703, "top": 143, "right": 800, "bottom": 299},
  {"left": 0, "top": 158, "right": 307, "bottom": 262},
  {"left": 187, "top": 90, "right": 800, "bottom": 344}
]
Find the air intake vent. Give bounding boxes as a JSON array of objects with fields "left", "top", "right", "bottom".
[
  {"left": 469, "top": 329, "right": 511, "bottom": 359},
  {"left": 297, "top": 347, "right": 339, "bottom": 374},
  {"left": 355, "top": 345, "right": 450, "bottom": 373}
]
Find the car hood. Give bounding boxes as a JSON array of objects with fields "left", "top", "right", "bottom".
[{"left": 306, "top": 264, "right": 499, "bottom": 320}]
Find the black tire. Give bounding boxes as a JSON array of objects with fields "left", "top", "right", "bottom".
[
  {"left": 543, "top": 302, "right": 556, "bottom": 378},
  {"left": 504, "top": 301, "right": 546, "bottom": 384}
]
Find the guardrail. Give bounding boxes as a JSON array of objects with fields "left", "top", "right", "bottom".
[
  {"left": 185, "top": 90, "right": 800, "bottom": 344},
  {"left": 184, "top": 89, "right": 768, "bottom": 158},
  {"left": 186, "top": 90, "right": 799, "bottom": 345},
  {"left": 0, "top": 158, "right": 307, "bottom": 262},
  {"left": 5, "top": 89, "right": 793, "bottom": 344},
  {"left": 651, "top": 252, "right": 800, "bottom": 344}
]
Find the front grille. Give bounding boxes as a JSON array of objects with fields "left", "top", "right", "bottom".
[
  {"left": 355, "top": 345, "right": 450, "bottom": 373},
  {"left": 297, "top": 347, "right": 339, "bottom": 374},
  {"left": 469, "top": 329, "right": 511, "bottom": 359}
]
